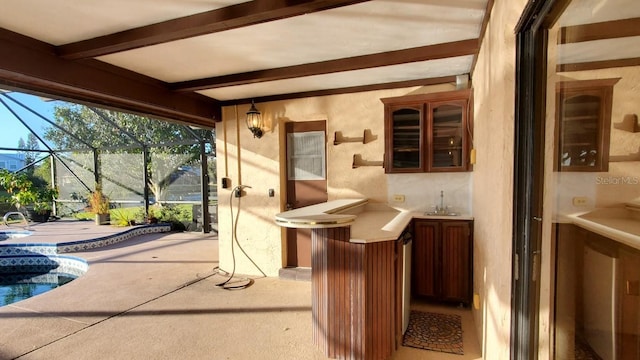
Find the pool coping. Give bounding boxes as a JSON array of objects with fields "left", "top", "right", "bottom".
[{"left": 0, "top": 224, "right": 171, "bottom": 260}]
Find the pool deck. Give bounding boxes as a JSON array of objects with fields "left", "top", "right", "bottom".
[{"left": 0, "top": 222, "right": 481, "bottom": 360}]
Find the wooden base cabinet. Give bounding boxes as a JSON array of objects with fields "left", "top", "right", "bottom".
[
  {"left": 412, "top": 220, "right": 473, "bottom": 305},
  {"left": 311, "top": 226, "right": 401, "bottom": 360}
]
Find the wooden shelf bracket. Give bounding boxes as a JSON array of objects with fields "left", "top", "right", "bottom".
[
  {"left": 352, "top": 154, "right": 383, "bottom": 168},
  {"left": 334, "top": 129, "right": 377, "bottom": 145}
]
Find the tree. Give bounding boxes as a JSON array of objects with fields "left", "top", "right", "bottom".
[
  {"left": 44, "top": 105, "right": 214, "bottom": 204},
  {"left": 17, "top": 133, "right": 40, "bottom": 173}
]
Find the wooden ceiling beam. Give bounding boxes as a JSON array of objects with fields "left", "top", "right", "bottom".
[
  {"left": 0, "top": 28, "right": 221, "bottom": 126},
  {"left": 557, "top": 57, "right": 640, "bottom": 72},
  {"left": 56, "top": 0, "right": 371, "bottom": 60},
  {"left": 172, "top": 39, "right": 479, "bottom": 91},
  {"left": 559, "top": 17, "right": 640, "bottom": 44}
]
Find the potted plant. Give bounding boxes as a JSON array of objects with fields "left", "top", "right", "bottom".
[
  {"left": 88, "top": 184, "right": 110, "bottom": 225},
  {"left": 29, "top": 187, "right": 58, "bottom": 222}
]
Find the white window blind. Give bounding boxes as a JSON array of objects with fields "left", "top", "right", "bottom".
[{"left": 287, "top": 131, "right": 326, "bottom": 180}]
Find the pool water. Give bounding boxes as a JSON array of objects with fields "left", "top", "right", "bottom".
[
  {"left": 0, "top": 230, "right": 32, "bottom": 241},
  {"left": 0, "top": 265, "right": 78, "bottom": 306}
]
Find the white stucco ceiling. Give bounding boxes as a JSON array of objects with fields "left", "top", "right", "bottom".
[
  {"left": 97, "top": 1, "right": 485, "bottom": 82},
  {"left": 0, "top": 0, "right": 247, "bottom": 45}
]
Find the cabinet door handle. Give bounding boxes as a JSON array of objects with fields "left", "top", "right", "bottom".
[{"left": 533, "top": 216, "right": 542, "bottom": 222}]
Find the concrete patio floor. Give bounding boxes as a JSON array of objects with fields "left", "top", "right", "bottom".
[{"left": 0, "top": 224, "right": 481, "bottom": 360}]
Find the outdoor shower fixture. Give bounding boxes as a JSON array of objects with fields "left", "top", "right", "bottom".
[
  {"left": 234, "top": 184, "right": 251, "bottom": 198},
  {"left": 246, "top": 100, "right": 263, "bottom": 138},
  {"left": 213, "top": 184, "right": 266, "bottom": 290}
]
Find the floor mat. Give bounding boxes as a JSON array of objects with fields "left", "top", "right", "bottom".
[
  {"left": 574, "top": 335, "right": 603, "bottom": 360},
  {"left": 402, "top": 310, "right": 464, "bottom": 355}
]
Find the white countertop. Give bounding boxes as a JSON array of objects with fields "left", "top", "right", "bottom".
[
  {"left": 275, "top": 199, "right": 367, "bottom": 228},
  {"left": 562, "top": 206, "right": 640, "bottom": 251},
  {"left": 275, "top": 199, "right": 473, "bottom": 243}
]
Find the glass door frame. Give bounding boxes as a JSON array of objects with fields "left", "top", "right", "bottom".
[{"left": 512, "top": 0, "right": 571, "bottom": 359}]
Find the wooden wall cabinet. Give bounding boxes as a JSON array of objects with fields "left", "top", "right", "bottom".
[
  {"left": 555, "top": 78, "right": 619, "bottom": 172},
  {"left": 412, "top": 219, "right": 473, "bottom": 305},
  {"left": 382, "top": 88, "right": 473, "bottom": 173}
]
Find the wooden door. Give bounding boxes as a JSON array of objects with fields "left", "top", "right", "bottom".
[
  {"left": 412, "top": 220, "right": 439, "bottom": 298},
  {"left": 441, "top": 221, "right": 472, "bottom": 304},
  {"left": 285, "top": 120, "right": 327, "bottom": 267}
]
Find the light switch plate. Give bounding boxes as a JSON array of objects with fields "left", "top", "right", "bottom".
[{"left": 393, "top": 194, "right": 405, "bottom": 203}]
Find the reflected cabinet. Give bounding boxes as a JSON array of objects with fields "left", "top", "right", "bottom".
[
  {"left": 382, "top": 88, "right": 473, "bottom": 173},
  {"left": 555, "top": 78, "right": 618, "bottom": 172}
]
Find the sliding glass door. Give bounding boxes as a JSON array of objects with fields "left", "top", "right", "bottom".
[{"left": 515, "top": 0, "right": 640, "bottom": 358}]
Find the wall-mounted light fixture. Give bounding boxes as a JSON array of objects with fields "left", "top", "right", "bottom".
[{"left": 246, "top": 100, "right": 263, "bottom": 138}]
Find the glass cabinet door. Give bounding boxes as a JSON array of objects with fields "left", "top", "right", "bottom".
[
  {"left": 389, "top": 106, "right": 422, "bottom": 171},
  {"left": 430, "top": 101, "right": 465, "bottom": 170},
  {"left": 382, "top": 89, "right": 471, "bottom": 173},
  {"left": 558, "top": 93, "right": 600, "bottom": 168}
]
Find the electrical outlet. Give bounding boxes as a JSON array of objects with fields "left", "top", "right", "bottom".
[
  {"left": 393, "top": 194, "right": 405, "bottom": 203},
  {"left": 572, "top": 196, "right": 588, "bottom": 206}
]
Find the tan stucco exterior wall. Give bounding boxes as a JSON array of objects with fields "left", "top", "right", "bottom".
[
  {"left": 215, "top": 84, "right": 459, "bottom": 277},
  {"left": 471, "top": 0, "right": 528, "bottom": 358}
]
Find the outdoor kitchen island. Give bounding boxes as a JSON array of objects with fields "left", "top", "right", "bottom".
[{"left": 275, "top": 199, "right": 413, "bottom": 360}]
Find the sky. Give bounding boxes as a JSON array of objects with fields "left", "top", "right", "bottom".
[{"left": 0, "top": 90, "right": 64, "bottom": 153}]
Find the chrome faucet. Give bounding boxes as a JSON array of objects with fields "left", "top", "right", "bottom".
[
  {"left": 435, "top": 190, "right": 446, "bottom": 214},
  {"left": 425, "top": 190, "right": 458, "bottom": 216}
]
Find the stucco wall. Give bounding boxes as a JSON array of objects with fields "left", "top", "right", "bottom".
[
  {"left": 471, "top": 0, "right": 528, "bottom": 358},
  {"left": 216, "top": 83, "right": 470, "bottom": 277}
]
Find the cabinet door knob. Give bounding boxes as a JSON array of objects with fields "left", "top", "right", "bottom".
[{"left": 533, "top": 216, "right": 542, "bottom": 222}]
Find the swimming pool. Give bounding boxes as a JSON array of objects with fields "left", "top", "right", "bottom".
[
  {"left": 0, "top": 254, "right": 88, "bottom": 306},
  {"left": 0, "top": 230, "right": 32, "bottom": 241},
  {"left": 1, "top": 266, "right": 77, "bottom": 306},
  {"left": 0, "top": 223, "right": 170, "bottom": 306}
]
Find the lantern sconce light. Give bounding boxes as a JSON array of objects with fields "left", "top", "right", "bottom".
[{"left": 246, "top": 100, "right": 264, "bottom": 138}]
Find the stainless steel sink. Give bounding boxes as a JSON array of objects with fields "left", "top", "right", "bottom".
[{"left": 425, "top": 212, "right": 459, "bottom": 216}]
